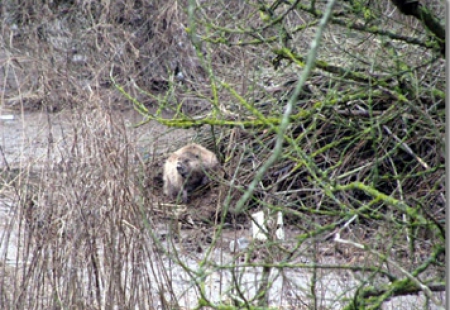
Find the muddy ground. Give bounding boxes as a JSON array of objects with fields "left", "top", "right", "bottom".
[{"left": 0, "top": 108, "right": 445, "bottom": 309}]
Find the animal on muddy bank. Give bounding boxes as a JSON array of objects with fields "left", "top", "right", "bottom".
[{"left": 163, "top": 143, "right": 220, "bottom": 203}]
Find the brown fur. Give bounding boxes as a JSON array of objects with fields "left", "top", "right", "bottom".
[{"left": 163, "top": 143, "right": 220, "bottom": 202}]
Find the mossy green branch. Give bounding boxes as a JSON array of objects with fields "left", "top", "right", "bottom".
[
  {"left": 346, "top": 279, "right": 446, "bottom": 310},
  {"left": 204, "top": 20, "right": 318, "bottom": 46},
  {"left": 334, "top": 182, "right": 428, "bottom": 223},
  {"left": 412, "top": 245, "right": 445, "bottom": 276},
  {"left": 342, "top": 245, "right": 446, "bottom": 310},
  {"left": 112, "top": 71, "right": 327, "bottom": 129},
  {"left": 273, "top": 48, "right": 391, "bottom": 87},
  {"left": 113, "top": 65, "right": 410, "bottom": 131},
  {"left": 390, "top": 0, "right": 445, "bottom": 56},
  {"left": 294, "top": 1, "right": 441, "bottom": 54},
  {"left": 351, "top": 278, "right": 423, "bottom": 309},
  {"left": 112, "top": 78, "right": 149, "bottom": 115},
  {"left": 221, "top": 82, "right": 271, "bottom": 124}
]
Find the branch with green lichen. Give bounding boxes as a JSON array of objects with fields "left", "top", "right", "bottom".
[
  {"left": 273, "top": 47, "right": 392, "bottom": 87},
  {"left": 294, "top": 1, "right": 443, "bottom": 55},
  {"left": 273, "top": 47, "right": 445, "bottom": 103},
  {"left": 344, "top": 280, "right": 446, "bottom": 310},
  {"left": 390, "top": 0, "right": 445, "bottom": 56},
  {"left": 114, "top": 69, "right": 375, "bottom": 129},
  {"left": 112, "top": 80, "right": 315, "bottom": 128},
  {"left": 342, "top": 245, "right": 446, "bottom": 310},
  {"left": 333, "top": 181, "right": 428, "bottom": 223}
]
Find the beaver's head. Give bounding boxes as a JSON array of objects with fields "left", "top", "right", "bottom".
[{"left": 176, "top": 152, "right": 203, "bottom": 178}]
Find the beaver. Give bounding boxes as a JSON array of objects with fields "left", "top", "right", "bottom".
[{"left": 163, "top": 143, "right": 220, "bottom": 203}]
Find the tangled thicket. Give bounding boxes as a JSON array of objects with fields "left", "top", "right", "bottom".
[{"left": 0, "top": 0, "right": 445, "bottom": 309}]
